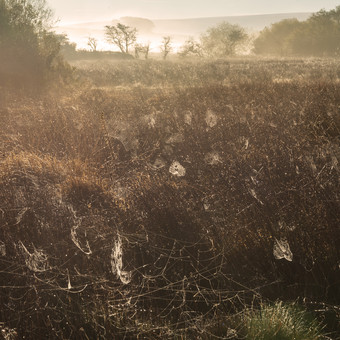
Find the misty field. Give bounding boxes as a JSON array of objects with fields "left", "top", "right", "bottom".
[{"left": 1, "top": 58, "right": 340, "bottom": 339}]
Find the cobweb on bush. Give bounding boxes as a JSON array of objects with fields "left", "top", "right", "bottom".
[
  {"left": 67, "top": 204, "right": 93, "bottom": 256},
  {"left": 205, "top": 109, "right": 218, "bottom": 128},
  {"left": 166, "top": 133, "right": 184, "bottom": 145},
  {"left": 70, "top": 224, "right": 92, "bottom": 255},
  {"left": 143, "top": 113, "right": 156, "bottom": 128},
  {"left": 111, "top": 235, "right": 132, "bottom": 284},
  {"left": 18, "top": 241, "right": 49, "bottom": 272},
  {"left": 0, "top": 324, "right": 18, "bottom": 340},
  {"left": 183, "top": 111, "right": 192, "bottom": 125},
  {"left": 273, "top": 237, "right": 293, "bottom": 262},
  {"left": 149, "top": 157, "right": 166, "bottom": 170},
  {"left": 204, "top": 151, "right": 222, "bottom": 165},
  {"left": 169, "top": 161, "right": 186, "bottom": 177},
  {"left": 0, "top": 240, "right": 6, "bottom": 256},
  {"left": 107, "top": 119, "right": 139, "bottom": 153}
]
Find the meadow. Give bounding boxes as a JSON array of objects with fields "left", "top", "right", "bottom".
[{"left": 0, "top": 57, "right": 339, "bottom": 339}]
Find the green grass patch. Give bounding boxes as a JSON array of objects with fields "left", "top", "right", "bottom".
[{"left": 245, "top": 301, "right": 323, "bottom": 340}]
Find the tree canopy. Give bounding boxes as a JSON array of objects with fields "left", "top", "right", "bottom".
[
  {"left": 253, "top": 19, "right": 302, "bottom": 55},
  {"left": 200, "top": 22, "right": 248, "bottom": 57},
  {"left": 105, "top": 23, "right": 137, "bottom": 54}
]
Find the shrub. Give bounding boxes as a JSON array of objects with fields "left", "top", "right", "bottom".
[{"left": 0, "top": 0, "right": 72, "bottom": 89}]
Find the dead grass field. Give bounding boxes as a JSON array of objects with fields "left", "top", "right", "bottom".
[{"left": 0, "top": 58, "right": 339, "bottom": 339}]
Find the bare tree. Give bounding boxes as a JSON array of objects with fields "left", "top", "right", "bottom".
[
  {"left": 179, "top": 37, "right": 203, "bottom": 57},
  {"left": 160, "top": 36, "right": 172, "bottom": 60},
  {"left": 87, "top": 36, "right": 97, "bottom": 52},
  {"left": 134, "top": 43, "right": 142, "bottom": 59},
  {"left": 142, "top": 43, "right": 150, "bottom": 59},
  {"left": 134, "top": 42, "right": 150, "bottom": 59},
  {"left": 105, "top": 23, "right": 137, "bottom": 54}
]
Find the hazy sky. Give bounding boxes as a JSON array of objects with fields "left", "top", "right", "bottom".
[{"left": 48, "top": 0, "right": 339, "bottom": 23}]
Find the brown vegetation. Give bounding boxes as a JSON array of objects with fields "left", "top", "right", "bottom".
[{"left": 0, "top": 58, "right": 340, "bottom": 338}]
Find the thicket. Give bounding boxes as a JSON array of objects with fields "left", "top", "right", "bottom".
[
  {"left": 254, "top": 6, "right": 340, "bottom": 56},
  {"left": 0, "top": 59, "right": 339, "bottom": 338}
]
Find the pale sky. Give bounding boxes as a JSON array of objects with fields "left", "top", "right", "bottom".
[{"left": 48, "top": 0, "right": 339, "bottom": 24}]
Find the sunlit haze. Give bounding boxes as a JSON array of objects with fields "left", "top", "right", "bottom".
[{"left": 49, "top": 0, "right": 340, "bottom": 50}]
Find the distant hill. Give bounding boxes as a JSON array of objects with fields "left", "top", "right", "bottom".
[
  {"left": 54, "top": 12, "right": 312, "bottom": 50},
  {"left": 153, "top": 12, "right": 311, "bottom": 35}
]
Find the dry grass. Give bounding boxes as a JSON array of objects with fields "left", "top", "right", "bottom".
[{"left": 0, "top": 58, "right": 339, "bottom": 339}]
